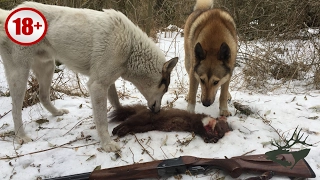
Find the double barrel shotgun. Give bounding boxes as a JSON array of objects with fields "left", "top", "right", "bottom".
[{"left": 45, "top": 152, "right": 316, "bottom": 180}]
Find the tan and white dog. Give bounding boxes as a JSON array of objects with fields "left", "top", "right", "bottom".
[
  {"left": 0, "top": 2, "right": 178, "bottom": 152},
  {"left": 184, "top": 0, "right": 237, "bottom": 116}
]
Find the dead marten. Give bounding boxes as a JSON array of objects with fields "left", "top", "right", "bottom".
[{"left": 110, "top": 105, "right": 231, "bottom": 143}]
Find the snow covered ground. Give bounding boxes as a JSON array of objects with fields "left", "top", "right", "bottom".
[{"left": 0, "top": 30, "right": 319, "bottom": 180}]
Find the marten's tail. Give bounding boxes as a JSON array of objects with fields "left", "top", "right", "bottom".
[
  {"left": 109, "top": 104, "right": 148, "bottom": 122},
  {"left": 194, "top": 0, "right": 214, "bottom": 11}
]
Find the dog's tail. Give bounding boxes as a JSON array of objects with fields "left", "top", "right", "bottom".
[
  {"left": 194, "top": 0, "right": 214, "bottom": 11},
  {"left": 109, "top": 104, "right": 148, "bottom": 122}
]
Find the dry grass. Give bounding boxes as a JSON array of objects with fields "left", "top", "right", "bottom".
[
  {"left": 225, "top": 30, "right": 319, "bottom": 93},
  {"left": 16, "top": 30, "right": 320, "bottom": 108}
]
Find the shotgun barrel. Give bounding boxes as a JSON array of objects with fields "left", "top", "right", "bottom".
[{"left": 45, "top": 172, "right": 90, "bottom": 180}]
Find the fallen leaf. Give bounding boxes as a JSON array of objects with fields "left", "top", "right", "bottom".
[
  {"left": 161, "top": 135, "right": 168, "bottom": 146},
  {"left": 86, "top": 155, "right": 96, "bottom": 161},
  {"left": 2, "top": 131, "right": 15, "bottom": 136},
  {"left": 93, "top": 165, "right": 101, "bottom": 171},
  {"left": 308, "top": 116, "right": 319, "bottom": 120},
  {"left": 35, "top": 119, "right": 49, "bottom": 125},
  {"left": 234, "top": 102, "right": 253, "bottom": 115},
  {"left": 262, "top": 141, "right": 271, "bottom": 147},
  {"left": 56, "top": 118, "right": 63, "bottom": 122},
  {"left": 264, "top": 110, "right": 271, "bottom": 116},
  {"left": 48, "top": 142, "right": 55, "bottom": 147},
  {"left": 309, "top": 105, "right": 320, "bottom": 111},
  {"left": 304, "top": 129, "right": 319, "bottom": 135}
]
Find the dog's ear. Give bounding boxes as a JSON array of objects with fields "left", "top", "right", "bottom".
[
  {"left": 218, "top": 42, "right": 231, "bottom": 61},
  {"left": 195, "top": 42, "right": 206, "bottom": 61},
  {"left": 163, "top": 57, "right": 178, "bottom": 73}
]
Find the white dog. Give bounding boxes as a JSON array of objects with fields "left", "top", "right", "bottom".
[{"left": 0, "top": 2, "right": 178, "bottom": 152}]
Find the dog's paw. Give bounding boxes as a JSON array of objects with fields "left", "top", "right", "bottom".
[
  {"left": 186, "top": 104, "right": 195, "bottom": 113},
  {"left": 101, "top": 141, "right": 120, "bottom": 152},
  {"left": 53, "top": 109, "right": 69, "bottom": 116},
  {"left": 220, "top": 109, "right": 232, "bottom": 117},
  {"left": 16, "top": 135, "right": 33, "bottom": 145}
]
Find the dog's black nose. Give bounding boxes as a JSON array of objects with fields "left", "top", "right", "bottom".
[
  {"left": 202, "top": 100, "right": 211, "bottom": 107},
  {"left": 150, "top": 102, "right": 156, "bottom": 112},
  {"left": 151, "top": 103, "right": 155, "bottom": 111},
  {"left": 150, "top": 102, "right": 160, "bottom": 113}
]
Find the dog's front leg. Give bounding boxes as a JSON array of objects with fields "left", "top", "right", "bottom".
[
  {"left": 88, "top": 80, "right": 120, "bottom": 152},
  {"left": 219, "top": 80, "right": 232, "bottom": 116},
  {"left": 186, "top": 71, "right": 199, "bottom": 113}
]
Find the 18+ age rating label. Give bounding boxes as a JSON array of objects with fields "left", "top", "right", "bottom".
[{"left": 5, "top": 7, "right": 48, "bottom": 46}]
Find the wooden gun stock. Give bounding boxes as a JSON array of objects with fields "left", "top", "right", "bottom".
[
  {"left": 45, "top": 152, "right": 316, "bottom": 180},
  {"left": 230, "top": 153, "right": 315, "bottom": 178},
  {"left": 89, "top": 153, "right": 315, "bottom": 180}
]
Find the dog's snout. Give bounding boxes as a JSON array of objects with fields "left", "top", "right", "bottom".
[
  {"left": 150, "top": 102, "right": 160, "bottom": 113},
  {"left": 202, "top": 100, "right": 211, "bottom": 107}
]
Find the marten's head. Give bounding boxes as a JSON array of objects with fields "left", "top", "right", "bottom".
[{"left": 202, "top": 116, "right": 231, "bottom": 142}]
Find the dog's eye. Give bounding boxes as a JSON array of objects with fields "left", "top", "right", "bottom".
[
  {"left": 213, "top": 81, "right": 219, "bottom": 85},
  {"left": 200, "top": 78, "right": 205, "bottom": 84}
]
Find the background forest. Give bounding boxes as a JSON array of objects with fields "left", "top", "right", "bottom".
[
  {"left": 1, "top": 0, "right": 319, "bottom": 91},
  {"left": 0, "top": 0, "right": 319, "bottom": 96},
  {"left": 1, "top": 0, "right": 319, "bottom": 37}
]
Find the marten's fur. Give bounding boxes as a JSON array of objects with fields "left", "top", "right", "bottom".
[{"left": 110, "top": 105, "right": 231, "bottom": 143}]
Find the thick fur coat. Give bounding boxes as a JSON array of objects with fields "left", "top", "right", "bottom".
[
  {"left": 110, "top": 105, "right": 231, "bottom": 143},
  {"left": 184, "top": 0, "right": 237, "bottom": 116},
  {"left": 0, "top": 2, "right": 178, "bottom": 152}
]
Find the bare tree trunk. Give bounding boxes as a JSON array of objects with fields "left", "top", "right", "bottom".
[{"left": 145, "top": 0, "right": 153, "bottom": 36}]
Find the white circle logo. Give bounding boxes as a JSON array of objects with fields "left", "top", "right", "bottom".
[{"left": 5, "top": 8, "right": 48, "bottom": 46}]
